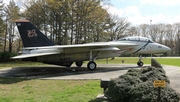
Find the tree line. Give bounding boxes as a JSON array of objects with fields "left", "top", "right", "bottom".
[{"left": 0, "top": 0, "right": 179, "bottom": 56}]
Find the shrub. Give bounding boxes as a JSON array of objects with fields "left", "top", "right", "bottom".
[
  {"left": 0, "top": 51, "right": 17, "bottom": 62},
  {"left": 105, "top": 66, "right": 180, "bottom": 102}
]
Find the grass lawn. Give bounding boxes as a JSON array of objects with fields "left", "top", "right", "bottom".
[
  {"left": 0, "top": 57, "right": 180, "bottom": 102},
  {"left": 94, "top": 57, "right": 180, "bottom": 67},
  {"left": 0, "top": 78, "right": 101, "bottom": 102}
]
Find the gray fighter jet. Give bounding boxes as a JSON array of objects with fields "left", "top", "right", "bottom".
[{"left": 12, "top": 20, "right": 171, "bottom": 70}]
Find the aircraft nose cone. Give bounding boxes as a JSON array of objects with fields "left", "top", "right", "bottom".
[{"left": 165, "top": 46, "right": 171, "bottom": 52}]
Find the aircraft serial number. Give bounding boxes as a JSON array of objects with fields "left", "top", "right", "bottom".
[{"left": 59, "top": 57, "right": 70, "bottom": 61}]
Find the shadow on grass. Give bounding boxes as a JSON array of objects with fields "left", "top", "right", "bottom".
[
  {"left": 0, "top": 77, "right": 29, "bottom": 84},
  {"left": 89, "top": 99, "right": 108, "bottom": 102}
]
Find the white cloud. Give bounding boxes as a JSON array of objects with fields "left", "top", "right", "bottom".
[
  {"left": 107, "top": 5, "right": 140, "bottom": 18},
  {"left": 107, "top": 5, "right": 180, "bottom": 25},
  {"left": 124, "top": 6, "right": 140, "bottom": 16},
  {"left": 140, "top": 0, "right": 180, "bottom": 6},
  {"left": 128, "top": 13, "right": 180, "bottom": 25},
  {"left": 174, "top": 14, "right": 180, "bottom": 23},
  {"left": 106, "top": 5, "right": 124, "bottom": 16},
  {"left": 127, "top": 13, "right": 180, "bottom": 25},
  {"left": 127, "top": 14, "right": 171, "bottom": 25},
  {"left": 108, "top": 6, "right": 143, "bottom": 25}
]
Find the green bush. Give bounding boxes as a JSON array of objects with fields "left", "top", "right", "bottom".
[
  {"left": 0, "top": 51, "right": 17, "bottom": 62},
  {"left": 105, "top": 66, "right": 180, "bottom": 102}
]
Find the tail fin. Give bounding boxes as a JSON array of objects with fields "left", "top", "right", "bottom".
[{"left": 15, "top": 20, "right": 55, "bottom": 47}]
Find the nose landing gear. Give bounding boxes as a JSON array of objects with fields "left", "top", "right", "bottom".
[
  {"left": 137, "top": 61, "right": 144, "bottom": 66},
  {"left": 137, "top": 55, "right": 144, "bottom": 67}
]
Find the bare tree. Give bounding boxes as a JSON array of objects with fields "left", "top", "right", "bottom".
[
  {"left": 138, "top": 24, "right": 149, "bottom": 37},
  {"left": 107, "top": 14, "right": 130, "bottom": 40},
  {"left": 126, "top": 26, "right": 138, "bottom": 37},
  {"left": 4, "top": 0, "right": 20, "bottom": 52},
  {"left": 0, "top": 0, "right": 5, "bottom": 51}
]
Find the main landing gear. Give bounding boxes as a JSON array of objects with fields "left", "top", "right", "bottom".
[
  {"left": 87, "top": 61, "right": 97, "bottom": 70},
  {"left": 75, "top": 61, "right": 97, "bottom": 71},
  {"left": 137, "top": 55, "right": 144, "bottom": 67},
  {"left": 75, "top": 61, "right": 83, "bottom": 67},
  {"left": 86, "top": 50, "right": 101, "bottom": 71}
]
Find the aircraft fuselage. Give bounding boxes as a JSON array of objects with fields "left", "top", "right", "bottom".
[{"left": 21, "top": 38, "right": 170, "bottom": 66}]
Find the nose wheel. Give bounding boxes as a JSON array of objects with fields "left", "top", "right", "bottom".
[{"left": 137, "top": 61, "right": 144, "bottom": 66}]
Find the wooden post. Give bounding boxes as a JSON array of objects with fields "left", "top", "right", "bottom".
[
  {"left": 153, "top": 80, "right": 166, "bottom": 102},
  {"left": 157, "top": 87, "right": 161, "bottom": 102}
]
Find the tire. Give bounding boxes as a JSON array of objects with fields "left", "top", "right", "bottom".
[
  {"left": 137, "top": 61, "right": 144, "bottom": 67},
  {"left": 87, "top": 61, "right": 97, "bottom": 71},
  {"left": 75, "top": 61, "right": 83, "bottom": 67}
]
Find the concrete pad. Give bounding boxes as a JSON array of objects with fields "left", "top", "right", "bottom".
[
  {"left": 162, "top": 65, "right": 180, "bottom": 93},
  {"left": 0, "top": 64, "right": 179, "bottom": 94},
  {"left": 95, "top": 94, "right": 108, "bottom": 101}
]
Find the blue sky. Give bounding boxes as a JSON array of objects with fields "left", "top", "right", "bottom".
[
  {"left": 107, "top": 0, "right": 180, "bottom": 25},
  {"left": 4, "top": 0, "right": 180, "bottom": 25}
]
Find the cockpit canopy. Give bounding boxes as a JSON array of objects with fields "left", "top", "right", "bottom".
[{"left": 118, "top": 36, "right": 154, "bottom": 43}]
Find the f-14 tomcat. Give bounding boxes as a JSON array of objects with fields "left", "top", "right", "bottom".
[{"left": 12, "top": 20, "right": 171, "bottom": 70}]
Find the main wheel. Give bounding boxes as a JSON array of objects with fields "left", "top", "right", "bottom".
[
  {"left": 137, "top": 61, "right": 144, "bottom": 67},
  {"left": 75, "top": 61, "right": 83, "bottom": 67},
  {"left": 87, "top": 61, "right": 97, "bottom": 71}
]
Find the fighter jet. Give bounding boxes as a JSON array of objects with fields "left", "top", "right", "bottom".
[{"left": 12, "top": 20, "right": 171, "bottom": 70}]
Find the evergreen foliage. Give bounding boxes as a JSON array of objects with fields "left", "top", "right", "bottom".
[
  {"left": 105, "top": 66, "right": 180, "bottom": 102},
  {"left": 0, "top": 51, "right": 17, "bottom": 62}
]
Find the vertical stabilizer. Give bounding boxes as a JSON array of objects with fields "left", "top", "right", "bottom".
[{"left": 15, "top": 20, "right": 55, "bottom": 47}]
